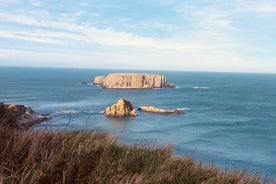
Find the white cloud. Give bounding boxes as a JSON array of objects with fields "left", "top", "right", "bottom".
[
  {"left": 235, "top": 0, "right": 276, "bottom": 13},
  {"left": 0, "top": 12, "right": 204, "bottom": 51},
  {"left": 30, "top": 0, "right": 42, "bottom": 7},
  {"left": 0, "top": 0, "right": 19, "bottom": 4},
  {"left": 0, "top": 30, "right": 58, "bottom": 43},
  {"left": 0, "top": 29, "right": 87, "bottom": 44},
  {"left": 0, "top": 0, "right": 275, "bottom": 73},
  {"left": 1, "top": 46, "right": 275, "bottom": 73},
  {"left": 80, "top": 2, "right": 88, "bottom": 6}
]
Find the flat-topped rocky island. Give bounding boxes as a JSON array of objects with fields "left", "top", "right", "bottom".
[{"left": 93, "top": 73, "right": 175, "bottom": 89}]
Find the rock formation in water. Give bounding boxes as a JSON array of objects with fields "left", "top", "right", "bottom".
[
  {"left": 93, "top": 73, "right": 175, "bottom": 89},
  {"left": 104, "top": 98, "right": 137, "bottom": 117},
  {"left": 0, "top": 103, "right": 51, "bottom": 128},
  {"left": 138, "top": 106, "right": 184, "bottom": 115}
]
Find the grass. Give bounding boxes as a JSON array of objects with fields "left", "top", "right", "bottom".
[{"left": 0, "top": 117, "right": 271, "bottom": 184}]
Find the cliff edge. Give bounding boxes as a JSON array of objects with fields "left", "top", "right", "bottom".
[{"left": 93, "top": 73, "right": 175, "bottom": 89}]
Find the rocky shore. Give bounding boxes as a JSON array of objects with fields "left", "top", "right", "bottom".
[
  {"left": 93, "top": 73, "right": 175, "bottom": 89},
  {"left": 0, "top": 103, "right": 51, "bottom": 128}
]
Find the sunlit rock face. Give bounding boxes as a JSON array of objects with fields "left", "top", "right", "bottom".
[
  {"left": 138, "top": 106, "right": 184, "bottom": 115},
  {"left": 93, "top": 73, "right": 175, "bottom": 89},
  {"left": 104, "top": 98, "right": 137, "bottom": 117}
]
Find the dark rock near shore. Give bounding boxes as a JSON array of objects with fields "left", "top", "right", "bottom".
[
  {"left": 0, "top": 103, "right": 51, "bottom": 128},
  {"left": 104, "top": 98, "right": 137, "bottom": 117},
  {"left": 138, "top": 106, "right": 184, "bottom": 115},
  {"left": 81, "top": 81, "right": 89, "bottom": 85}
]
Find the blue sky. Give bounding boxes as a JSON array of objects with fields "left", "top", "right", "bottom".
[{"left": 0, "top": 0, "right": 275, "bottom": 73}]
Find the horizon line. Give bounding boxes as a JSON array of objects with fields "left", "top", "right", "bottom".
[{"left": 1, "top": 65, "right": 276, "bottom": 75}]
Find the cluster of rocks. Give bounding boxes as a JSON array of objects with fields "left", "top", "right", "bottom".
[
  {"left": 93, "top": 73, "right": 175, "bottom": 89},
  {"left": 0, "top": 103, "right": 51, "bottom": 128},
  {"left": 0, "top": 73, "right": 180, "bottom": 126},
  {"left": 103, "top": 98, "right": 184, "bottom": 117},
  {"left": 93, "top": 73, "right": 182, "bottom": 117}
]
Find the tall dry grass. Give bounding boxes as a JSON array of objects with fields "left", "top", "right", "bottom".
[{"left": 0, "top": 118, "right": 270, "bottom": 184}]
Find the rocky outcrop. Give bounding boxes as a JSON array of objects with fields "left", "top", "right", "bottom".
[
  {"left": 93, "top": 73, "right": 175, "bottom": 89},
  {"left": 104, "top": 98, "right": 137, "bottom": 117},
  {"left": 0, "top": 103, "right": 51, "bottom": 128},
  {"left": 138, "top": 106, "right": 184, "bottom": 115},
  {"left": 93, "top": 76, "right": 105, "bottom": 86}
]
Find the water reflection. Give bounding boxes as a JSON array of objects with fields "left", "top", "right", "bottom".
[{"left": 103, "top": 116, "right": 137, "bottom": 134}]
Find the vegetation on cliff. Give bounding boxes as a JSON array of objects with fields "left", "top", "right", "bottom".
[{"left": 0, "top": 117, "right": 268, "bottom": 184}]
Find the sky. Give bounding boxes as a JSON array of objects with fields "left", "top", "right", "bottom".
[{"left": 0, "top": 0, "right": 275, "bottom": 73}]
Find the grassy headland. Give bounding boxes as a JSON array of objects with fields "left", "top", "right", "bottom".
[{"left": 0, "top": 117, "right": 269, "bottom": 184}]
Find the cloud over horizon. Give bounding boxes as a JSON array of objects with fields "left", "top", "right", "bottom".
[{"left": 0, "top": 0, "right": 275, "bottom": 73}]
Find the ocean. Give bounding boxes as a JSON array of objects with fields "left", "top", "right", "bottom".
[{"left": 0, "top": 66, "right": 275, "bottom": 179}]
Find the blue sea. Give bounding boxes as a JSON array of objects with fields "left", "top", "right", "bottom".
[{"left": 1, "top": 67, "right": 276, "bottom": 179}]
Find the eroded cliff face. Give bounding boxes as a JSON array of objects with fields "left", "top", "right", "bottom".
[{"left": 93, "top": 73, "right": 174, "bottom": 89}]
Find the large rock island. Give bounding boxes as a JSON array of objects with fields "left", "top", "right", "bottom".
[{"left": 93, "top": 73, "right": 175, "bottom": 89}]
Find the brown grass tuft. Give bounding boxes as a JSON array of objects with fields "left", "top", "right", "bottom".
[{"left": 0, "top": 118, "right": 271, "bottom": 184}]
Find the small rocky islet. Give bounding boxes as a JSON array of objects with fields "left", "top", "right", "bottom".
[
  {"left": 138, "top": 106, "right": 184, "bottom": 115},
  {"left": 103, "top": 98, "right": 184, "bottom": 117},
  {"left": 104, "top": 98, "right": 137, "bottom": 117}
]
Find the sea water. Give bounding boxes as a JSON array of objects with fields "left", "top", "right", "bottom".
[{"left": 0, "top": 66, "right": 275, "bottom": 179}]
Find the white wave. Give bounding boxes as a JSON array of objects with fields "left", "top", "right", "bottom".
[
  {"left": 177, "top": 107, "right": 191, "bottom": 110},
  {"left": 193, "top": 86, "right": 210, "bottom": 89},
  {"left": 56, "top": 110, "right": 80, "bottom": 114},
  {"left": 152, "top": 87, "right": 165, "bottom": 90}
]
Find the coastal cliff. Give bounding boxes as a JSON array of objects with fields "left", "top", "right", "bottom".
[
  {"left": 0, "top": 103, "right": 50, "bottom": 128},
  {"left": 93, "top": 73, "right": 175, "bottom": 89}
]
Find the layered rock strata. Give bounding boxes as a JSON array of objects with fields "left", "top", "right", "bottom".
[
  {"left": 0, "top": 103, "right": 51, "bottom": 128},
  {"left": 138, "top": 106, "right": 184, "bottom": 115},
  {"left": 93, "top": 73, "right": 175, "bottom": 89},
  {"left": 104, "top": 98, "right": 137, "bottom": 117}
]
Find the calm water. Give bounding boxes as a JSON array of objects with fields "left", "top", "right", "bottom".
[{"left": 1, "top": 67, "right": 276, "bottom": 178}]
